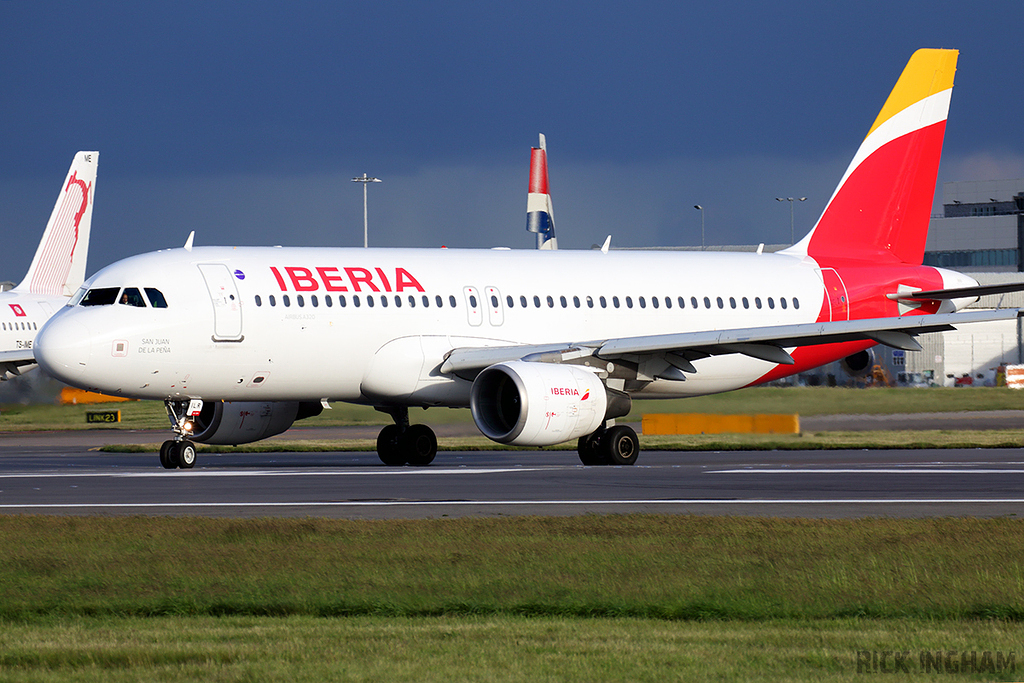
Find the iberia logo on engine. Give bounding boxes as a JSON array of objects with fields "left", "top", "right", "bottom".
[{"left": 551, "top": 387, "right": 588, "bottom": 399}]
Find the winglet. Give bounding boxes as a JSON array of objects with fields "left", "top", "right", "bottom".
[
  {"left": 15, "top": 151, "right": 98, "bottom": 296},
  {"left": 526, "top": 134, "right": 557, "bottom": 250},
  {"left": 784, "top": 49, "right": 958, "bottom": 265},
  {"left": 184, "top": 231, "right": 195, "bottom": 251}
]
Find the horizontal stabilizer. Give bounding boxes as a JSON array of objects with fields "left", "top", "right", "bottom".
[{"left": 887, "top": 282, "right": 1024, "bottom": 301}]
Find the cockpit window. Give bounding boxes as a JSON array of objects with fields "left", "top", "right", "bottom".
[
  {"left": 80, "top": 287, "right": 120, "bottom": 306},
  {"left": 145, "top": 288, "right": 168, "bottom": 308},
  {"left": 119, "top": 288, "right": 147, "bottom": 307},
  {"left": 68, "top": 286, "right": 88, "bottom": 307}
]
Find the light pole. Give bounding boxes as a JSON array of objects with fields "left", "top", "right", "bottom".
[
  {"left": 775, "top": 197, "right": 807, "bottom": 245},
  {"left": 693, "top": 205, "right": 705, "bottom": 251},
  {"left": 352, "top": 173, "right": 382, "bottom": 248}
]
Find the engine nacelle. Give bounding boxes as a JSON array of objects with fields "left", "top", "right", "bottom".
[
  {"left": 840, "top": 348, "right": 876, "bottom": 377},
  {"left": 471, "top": 361, "right": 624, "bottom": 447},
  {"left": 190, "top": 400, "right": 323, "bottom": 445}
]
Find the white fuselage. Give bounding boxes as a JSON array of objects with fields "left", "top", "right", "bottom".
[
  {"left": 0, "top": 290, "right": 67, "bottom": 375},
  {"left": 37, "top": 246, "right": 834, "bottom": 405}
]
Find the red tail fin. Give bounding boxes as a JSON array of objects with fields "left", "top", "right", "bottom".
[{"left": 785, "top": 49, "right": 958, "bottom": 265}]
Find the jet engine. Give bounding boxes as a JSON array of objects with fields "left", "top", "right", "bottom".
[
  {"left": 188, "top": 400, "right": 323, "bottom": 445},
  {"left": 470, "top": 361, "right": 629, "bottom": 447},
  {"left": 840, "top": 348, "right": 876, "bottom": 377}
]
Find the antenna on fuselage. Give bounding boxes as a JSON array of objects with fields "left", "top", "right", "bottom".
[{"left": 183, "top": 231, "right": 195, "bottom": 252}]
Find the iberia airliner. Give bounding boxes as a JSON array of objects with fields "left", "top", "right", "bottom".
[{"left": 35, "top": 50, "right": 1021, "bottom": 469}]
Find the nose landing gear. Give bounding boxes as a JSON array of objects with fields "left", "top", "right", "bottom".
[{"left": 159, "top": 399, "right": 200, "bottom": 470}]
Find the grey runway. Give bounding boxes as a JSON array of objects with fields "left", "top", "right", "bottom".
[{"left": 1, "top": 439, "right": 1023, "bottom": 518}]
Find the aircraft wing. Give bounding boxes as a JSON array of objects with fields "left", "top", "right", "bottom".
[
  {"left": 440, "top": 308, "right": 1020, "bottom": 375},
  {"left": 0, "top": 348, "right": 37, "bottom": 379}
]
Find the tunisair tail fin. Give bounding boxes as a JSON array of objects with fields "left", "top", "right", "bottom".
[
  {"left": 526, "top": 133, "right": 557, "bottom": 250},
  {"left": 783, "top": 49, "right": 957, "bottom": 265},
  {"left": 15, "top": 151, "right": 98, "bottom": 296}
]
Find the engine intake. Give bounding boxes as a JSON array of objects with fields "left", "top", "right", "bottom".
[
  {"left": 840, "top": 348, "right": 876, "bottom": 377},
  {"left": 470, "top": 361, "right": 628, "bottom": 447}
]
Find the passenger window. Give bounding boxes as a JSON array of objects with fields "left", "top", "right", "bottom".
[
  {"left": 768, "top": 297, "right": 775, "bottom": 309},
  {"left": 339, "top": 296, "right": 346, "bottom": 307},
  {"left": 255, "top": 295, "right": 262, "bottom": 307},
  {"left": 676, "top": 297, "right": 683, "bottom": 309},
  {"left": 559, "top": 296, "right": 567, "bottom": 308},
  {"left": 729, "top": 297, "right": 736, "bottom": 309},
  {"left": 423, "top": 295, "right": 430, "bottom": 307},
  {"left": 354, "top": 296, "right": 361, "bottom": 307},
  {"left": 312, "top": 295, "right": 319, "bottom": 307},
  {"left": 613, "top": 296, "right": 620, "bottom": 309},
  {"left": 469, "top": 295, "right": 478, "bottom": 308},
  {"left": 716, "top": 297, "right": 724, "bottom": 309},
  {"left": 533, "top": 295, "right": 541, "bottom": 308},
  {"left": 639, "top": 297, "right": 646, "bottom": 309},
  {"left": 652, "top": 297, "right": 659, "bottom": 309},
  {"left": 283, "top": 295, "right": 291, "bottom": 307},
  {"left": 519, "top": 296, "right": 527, "bottom": 307},
  {"left": 793, "top": 297, "right": 800, "bottom": 310},
  {"left": 691, "top": 297, "right": 698, "bottom": 308},
  {"left": 147, "top": 288, "right": 171, "bottom": 309},
  {"left": 449, "top": 295, "right": 457, "bottom": 307},
  {"left": 600, "top": 296, "right": 607, "bottom": 308},
  {"left": 586, "top": 296, "right": 594, "bottom": 309},
  {"left": 395, "top": 295, "right": 402, "bottom": 307},
  {"left": 435, "top": 295, "right": 443, "bottom": 307},
  {"left": 81, "top": 287, "right": 120, "bottom": 306},
  {"left": 506, "top": 296, "right": 513, "bottom": 308},
  {"left": 297, "top": 295, "right": 304, "bottom": 307},
  {"left": 742, "top": 297, "right": 749, "bottom": 309},
  {"left": 755, "top": 297, "right": 762, "bottom": 309},
  {"left": 409, "top": 295, "right": 416, "bottom": 308},
  {"left": 626, "top": 296, "right": 633, "bottom": 309},
  {"left": 491, "top": 295, "right": 499, "bottom": 308},
  {"left": 781, "top": 298, "right": 787, "bottom": 309},
  {"left": 269, "top": 295, "right": 277, "bottom": 306},
  {"left": 326, "top": 296, "right": 333, "bottom": 307},
  {"left": 704, "top": 297, "right": 711, "bottom": 309},
  {"left": 367, "top": 296, "right": 375, "bottom": 308},
  {"left": 573, "top": 296, "right": 581, "bottom": 308},
  {"left": 547, "top": 296, "right": 554, "bottom": 308}
]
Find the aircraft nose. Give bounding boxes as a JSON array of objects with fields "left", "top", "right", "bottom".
[{"left": 35, "top": 315, "right": 92, "bottom": 384}]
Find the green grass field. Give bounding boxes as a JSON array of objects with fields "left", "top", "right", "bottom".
[{"left": 1, "top": 515, "right": 1023, "bottom": 681}]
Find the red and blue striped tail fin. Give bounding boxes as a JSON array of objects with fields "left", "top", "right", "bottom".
[{"left": 526, "top": 133, "right": 557, "bottom": 250}]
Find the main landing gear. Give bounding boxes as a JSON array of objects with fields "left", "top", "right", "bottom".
[
  {"left": 376, "top": 406, "right": 437, "bottom": 466},
  {"left": 577, "top": 424, "right": 640, "bottom": 466},
  {"left": 159, "top": 400, "right": 199, "bottom": 470}
]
